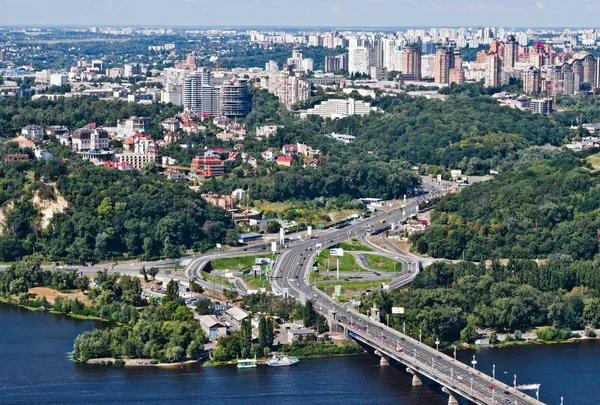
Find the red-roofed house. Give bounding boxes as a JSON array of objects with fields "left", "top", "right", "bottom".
[
  {"left": 303, "top": 158, "right": 320, "bottom": 169},
  {"left": 276, "top": 156, "right": 293, "bottom": 167}
]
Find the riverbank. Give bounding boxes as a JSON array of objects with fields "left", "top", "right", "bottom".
[
  {"left": 86, "top": 358, "right": 200, "bottom": 368},
  {"left": 0, "top": 296, "right": 111, "bottom": 322}
]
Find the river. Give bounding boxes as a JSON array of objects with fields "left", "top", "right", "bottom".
[{"left": 0, "top": 302, "right": 593, "bottom": 405}]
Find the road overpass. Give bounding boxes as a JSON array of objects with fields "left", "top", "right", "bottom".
[{"left": 270, "top": 196, "right": 542, "bottom": 405}]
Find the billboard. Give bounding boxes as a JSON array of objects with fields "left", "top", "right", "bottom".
[
  {"left": 271, "top": 241, "right": 277, "bottom": 253},
  {"left": 391, "top": 307, "right": 405, "bottom": 314},
  {"left": 216, "top": 243, "right": 222, "bottom": 249},
  {"left": 307, "top": 226, "right": 312, "bottom": 236},
  {"left": 330, "top": 248, "right": 344, "bottom": 257},
  {"left": 334, "top": 285, "right": 342, "bottom": 297},
  {"left": 382, "top": 283, "right": 390, "bottom": 290}
]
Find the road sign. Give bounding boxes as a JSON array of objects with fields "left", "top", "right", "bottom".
[
  {"left": 335, "top": 285, "right": 342, "bottom": 297},
  {"left": 252, "top": 265, "right": 261, "bottom": 272},
  {"left": 271, "top": 241, "right": 277, "bottom": 252},
  {"left": 216, "top": 243, "right": 222, "bottom": 249},
  {"left": 382, "top": 283, "right": 390, "bottom": 290},
  {"left": 330, "top": 248, "right": 344, "bottom": 257},
  {"left": 392, "top": 307, "right": 405, "bottom": 314},
  {"left": 307, "top": 226, "right": 312, "bottom": 236}
]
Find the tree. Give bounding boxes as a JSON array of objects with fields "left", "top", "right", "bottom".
[
  {"left": 147, "top": 267, "right": 159, "bottom": 282},
  {"left": 74, "top": 276, "right": 89, "bottom": 294},
  {"left": 266, "top": 221, "right": 281, "bottom": 234},
  {"left": 224, "top": 289, "right": 239, "bottom": 301},
  {"left": 165, "top": 279, "right": 181, "bottom": 303},
  {"left": 303, "top": 300, "right": 317, "bottom": 327},
  {"left": 258, "top": 316, "right": 268, "bottom": 350},
  {"left": 460, "top": 324, "right": 477, "bottom": 343},
  {"left": 240, "top": 319, "right": 252, "bottom": 354},
  {"left": 514, "top": 330, "right": 523, "bottom": 341},
  {"left": 225, "top": 229, "right": 240, "bottom": 246},
  {"left": 195, "top": 298, "right": 213, "bottom": 315},
  {"left": 189, "top": 279, "right": 204, "bottom": 294},
  {"left": 139, "top": 266, "right": 148, "bottom": 282}
]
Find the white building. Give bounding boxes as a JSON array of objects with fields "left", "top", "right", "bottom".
[
  {"left": 49, "top": 73, "right": 68, "bottom": 87},
  {"left": 21, "top": 125, "right": 45, "bottom": 141},
  {"left": 256, "top": 125, "right": 283, "bottom": 140},
  {"left": 71, "top": 126, "right": 110, "bottom": 152},
  {"left": 327, "top": 133, "right": 356, "bottom": 144},
  {"left": 305, "top": 98, "right": 374, "bottom": 119},
  {"left": 117, "top": 117, "right": 151, "bottom": 139},
  {"left": 349, "top": 46, "right": 370, "bottom": 75}
]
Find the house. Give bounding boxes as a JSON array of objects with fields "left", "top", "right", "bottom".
[
  {"left": 327, "top": 132, "right": 356, "bottom": 144},
  {"left": 34, "top": 148, "right": 53, "bottom": 161},
  {"left": 256, "top": 125, "right": 283, "bottom": 140},
  {"left": 166, "top": 168, "right": 185, "bottom": 181},
  {"left": 261, "top": 148, "right": 276, "bottom": 162},
  {"left": 225, "top": 306, "right": 250, "bottom": 323},
  {"left": 5, "top": 154, "right": 29, "bottom": 163},
  {"left": 198, "top": 315, "right": 227, "bottom": 339},
  {"left": 247, "top": 156, "right": 258, "bottom": 168},
  {"left": 45, "top": 126, "right": 70, "bottom": 137},
  {"left": 201, "top": 193, "right": 237, "bottom": 210},
  {"left": 227, "top": 152, "right": 240, "bottom": 161},
  {"left": 164, "top": 132, "right": 182, "bottom": 145},
  {"left": 276, "top": 156, "right": 293, "bottom": 167},
  {"left": 21, "top": 124, "right": 45, "bottom": 141},
  {"left": 71, "top": 126, "right": 110, "bottom": 152},
  {"left": 303, "top": 158, "right": 319, "bottom": 168},
  {"left": 161, "top": 118, "right": 181, "bottom": 132},
  {"left": 205, "top": 148, "right": 229, "bottom": 160},
  {"left": 282, "top": 144, "right": 298, "bottom": 156},
  {"left": 287, "top": 327, "right": 317, "bottom": 342}
]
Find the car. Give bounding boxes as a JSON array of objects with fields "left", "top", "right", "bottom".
[
  {"left": 313, "top": 293, "right": 318, "bottom": 297},
  {"left": 400, "top": 337, "right": 405, "bottom": 341},
  {"left": 437, "top": 355, "right": 442, "bottom": 359},
  {"left": 504, "top": 391, "right": 510, "bottom": 396}
]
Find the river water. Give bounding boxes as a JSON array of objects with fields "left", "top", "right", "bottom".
[{"left": 0, "top": 302, "right": 593, "bottom": 405}]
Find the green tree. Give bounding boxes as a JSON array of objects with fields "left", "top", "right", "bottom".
[
  {"left": 147, "top": 267, "right": 159, "bottom": 281},
  {"left": 225, "top": 229, "right": 240, "bottom": 246},
  {"left": 460, "top": 324, "right": 477, "bottom": 343},
  {"left": 139, "top": 266, "right": 148, "bottom": 282},
  {"left": 165, "top": 279, "right": 181, "bottom": 303}
]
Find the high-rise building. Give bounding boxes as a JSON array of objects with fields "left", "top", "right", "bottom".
[
  {"left": 183, "top": 70, "right": 217, "bottom": 117},
  {"left": 523, "top": 67, "right": 541, "bottom": 94},
  {"left": 267, "top": 68, "right": 311, "bottom": 108},
  {"left": 220, "top": 79, "right": 252, "bottom": 118},
  {"left": 485, "top": 53, "right": 502, "bottom": 87},
  {"left": 504, "top": 35, "right": 519, "bottom": 69},
  {"left": 402, "top": 43, "right": 422, "bottom": 81},
  {"left": 325, "top": 54, "right": 349, "bottom": 73},
  {"left": 434, "top": 46, "right": 455, "bottom": 84},
  {"left": 582, "top": 54, "right": 597, "bottom": 88},
  {"left": 124, "top": 63, "right": 142, "bottom": 77},
  {"left": 349, "top": 46, "right": 370, "bottom": 75},
  {"left": 449, "top": 69, "right": 465, "bottom": 85},
  {"left": 0, "top": 49, "right": 3, "bottom": 62}
]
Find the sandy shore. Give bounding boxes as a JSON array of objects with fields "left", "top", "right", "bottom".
[{"left": 86, "top": 358, "right": 199, "bottom": 367}]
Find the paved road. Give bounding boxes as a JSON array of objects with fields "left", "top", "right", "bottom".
[{"left": 269, "top": 195, "right": 540, "bottom": 405}]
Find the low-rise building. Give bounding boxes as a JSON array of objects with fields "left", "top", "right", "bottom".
[
  {"left": 261, "top": 148, "right": 276, "bottom": 162},
  {"left": 5, "top": 154, "right": 29, "bottom": 163},
  {"left": 276, "top": 156, "right": 293, "bottom": 166},
  {"left": 191, "top": 156, "right": 225, "bottom": 177},
  {"left": 198, "top": 315, "right": 227, "bottom": 339},
  {"left": 21, "top": 124, "right": 45, "bottom": 141},
  {"left": 201, "top": 193, "right": 237, "bottom": 211},
  {"left": 327, "top": 133, "right": 356, "bottom": 144},
  {"left": 256, "top": 125, "right": 283, "bottom": 140},
  {"left": 287, "top": 327, "right": 317, "bottom": 342},
  {"left": 72, "top": 126, "right": 110, "bottom": 152},
  {"left": 225, "top": 306, "right": 250, "bottom": 323},
  {"left": 238, "top": 233, "right": 263, "bottom": 244}
]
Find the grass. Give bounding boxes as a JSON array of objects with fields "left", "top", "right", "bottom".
[
  {"left": 316, "top": 249, "right": 364, "bottom": 273},
  {"left": 363, "top": 254, "right": 403, "bottom": 273},
  {"left": 200, "top": 271, "right": 236, "bottom": 288},
  {"left": 240, "top": 274, "right": 271, "bottom": 290},
  {"left": 253, "top": 200, "right": 293, "bottom": 212},
  {"left": 339, "top": 239, "right": 373, "bottom": 252},
  {"left": 316, "top": 279, "right": 392, "bottom": 295},
  {"left": 587, "top": 152, "right": 600, "bottom": 170},
  {"left": 210, "top": 255, "right": 275, "bottom": 271}
]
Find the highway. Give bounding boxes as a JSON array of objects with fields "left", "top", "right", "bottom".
[{"left": 270, "top": 195, "right": 540, "bottom": 405}]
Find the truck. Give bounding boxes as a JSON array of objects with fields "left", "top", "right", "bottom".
[{"left": 380, "top": 219, "right": 386, "bottom": 224}]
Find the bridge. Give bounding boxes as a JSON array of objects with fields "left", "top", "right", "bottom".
[{"left": 269, "top": 197, "right": 542, "bottom": 405}]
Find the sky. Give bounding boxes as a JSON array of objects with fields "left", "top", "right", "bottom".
[{"left": 1, "top": 0, "right": 600, "bottom": 28}]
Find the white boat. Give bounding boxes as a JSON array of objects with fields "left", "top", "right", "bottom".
[{"left": 266, "top": 355, "right": 299, "bottom": 367}]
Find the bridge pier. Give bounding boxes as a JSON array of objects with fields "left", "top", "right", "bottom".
[
  {"left": 406, "top": 367, "right": 422, "bottom": 386},
  {"left": 442, "top": 387, "right": 459, "bottom": 405},
  {"left": 374, "top": 350, "right": 389, "bottom": 366}
]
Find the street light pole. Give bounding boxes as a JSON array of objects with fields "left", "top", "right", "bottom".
[
  {"left": 472, "top": 354, "right": 477, "bottom": 370},
  {"left": 435, "top": 338, "right": 440, "bottom": 351},
  {"left": 403, "top": 321, "right": 406, "bottom": 335},
  {"left": 513, "top": 374, "right": 517, "bottom": 389},
  {"left": 419, "top": 329, "right": 422, "bottom": 343},
  {"left": 493, "top": 364, "right": 495, "bottom": 380},
  {"left": 453, "top": 346, "right": 457, "bottom": 360}
]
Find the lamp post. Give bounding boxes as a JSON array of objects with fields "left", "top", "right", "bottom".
[
  {"left": 513, "top": 374, "right": 517, "bottom": 389},
  {"left": 435, "top": 338, "right": 440, "bottom": 351},
  {"left": 471, "top": 354, "right": 477, "bottom": 370},
  {"left": 493, "top": 364, "right": 496, "bottom": 380},
  {"left": 453, "top": 346, "right": 457, "bottom": 360},
  {"left": 403, "top": 321, "right": 406, "bottom": 335},
  {"left": 419, "top": 329, "right": 422, "bottom": 343}
]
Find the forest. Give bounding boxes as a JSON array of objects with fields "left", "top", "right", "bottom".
[
  {"left": 410, "top": 148, "right": 600, "bottom": 261},
  {"left": 364, "top": 259, "right": 600, "bottom": 345},
  {"left": 0, "top": 154, "right": 233, "bottom": 262}
]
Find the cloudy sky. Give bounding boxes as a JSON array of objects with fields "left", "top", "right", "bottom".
[{"left": 1, "top": 0, "right": 599, "bottom": 27}]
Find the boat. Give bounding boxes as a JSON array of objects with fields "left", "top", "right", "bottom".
[
  {"left": 266, "top": 355, "right": 299, "bottom": 367},
  {"left": 236, "top": 356, "right": 257, "bottom": 369}
]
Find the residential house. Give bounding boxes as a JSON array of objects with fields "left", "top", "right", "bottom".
[
  {"left": 303, "top": 158, "right": 319, "bottom": 168},
  {"left": 5, "top": 154, "right": 29, "bottom": 163},
  {"left": 164, "top": 132, "right": 183, "bottom": 145},
  {"left": 115, "top": 136, "right": 161, "bottom": 170},
  {"left": 287, "top": 327, "right": 317, "bottom": 342},
  {"left": 261, "top": 148, "right": 276, "bottom": 162},
  {"left": 282, "top": 144, "right": 298, "bottom": 156},
  {"left": 247, "top": 156, "right": 258, "bottom": 168},
  {"left": 161, "top": 118, "right": 181, "bottom": 132},
  {"left": 201, "top": 193, "right": 237, "bottom": 210},
  {"left": 256, "top": 125, "right": 283, "bottom": 140},
  {"left": 72, "top": 126, "right": 110, "bottom": 152},
  {"left": 276, "top": 156, "right": 293, "bottom": 167},
  {"left": 21, "top": 124, "right": 44, "bottom": 141},
  {"left": 11, "top": 136, "right": 37, "bottom": 149},
  {"left": 205, "top": 148, "right": 229, "bottom": 160},
  {"left": 34, "top": 148, "right": 53, "bottom": 161}
]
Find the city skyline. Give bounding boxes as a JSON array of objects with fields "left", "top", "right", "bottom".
[{"left": 3, "top": 0, "right": 600, "bottom": 28}]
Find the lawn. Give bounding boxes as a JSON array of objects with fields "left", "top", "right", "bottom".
[
  {"left": 363, "top": 254, "right": 403, "bottom": 273},
  {"left": 241, "top": 274, "right": 271, "bottom": 290},
  {"left": 587, "top": 152, "right": 600, "bottom": 170},
  {"left": 316, "top": 249, "right": 364, "bottom": 273},
  {"left": 210, "top": 255, "right": 275, "bottom": 271},
  {"left": 201, "top": 271, "right": 236, "bottom": 288},
  {"left": 316, "top": 279, "right": 392, "bottom": 295},
  {"left": 339, "top": 239, "right": 373, "bottom": 252}
]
